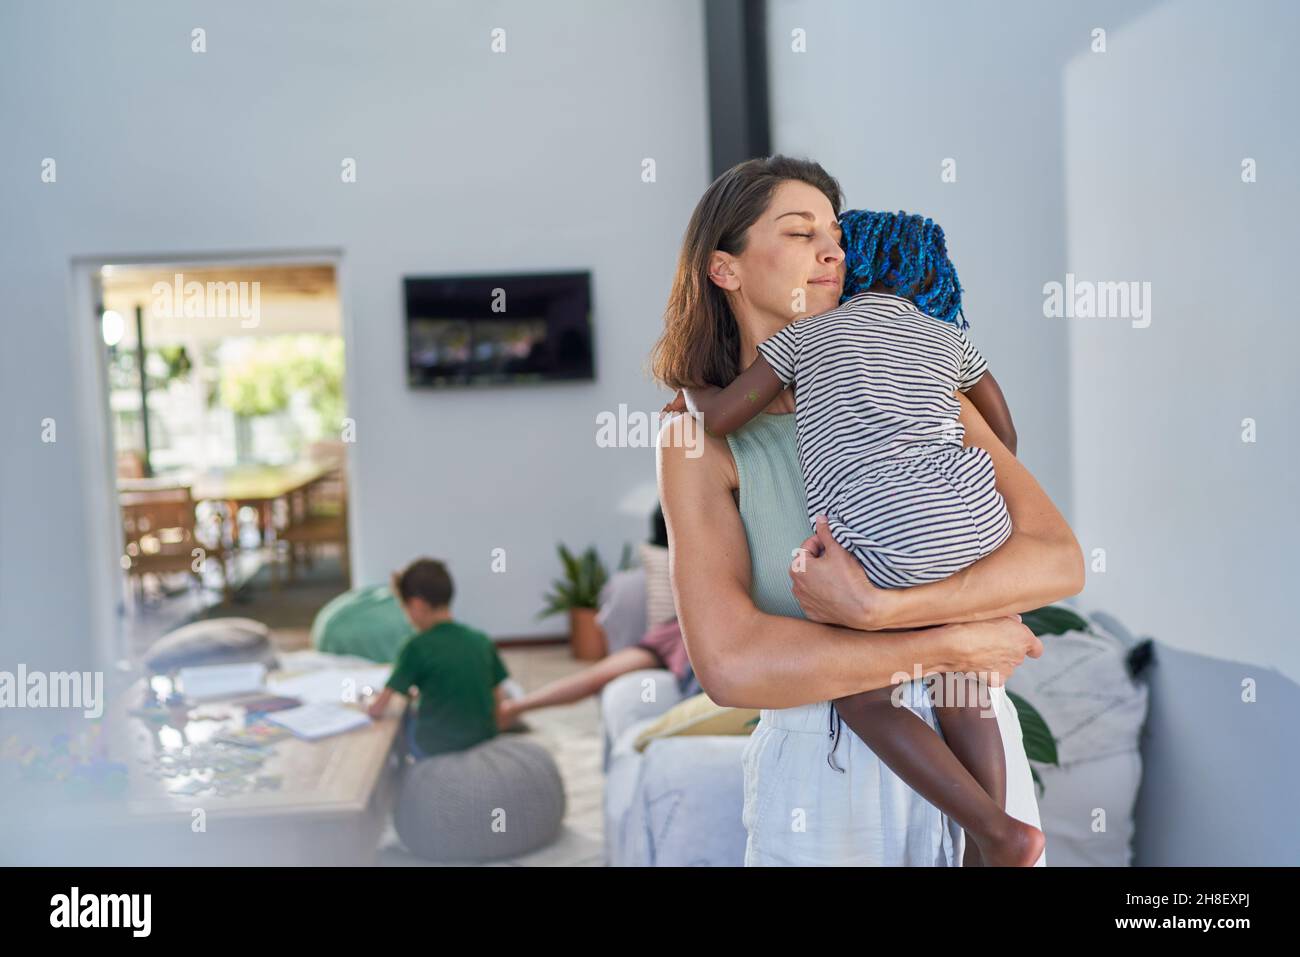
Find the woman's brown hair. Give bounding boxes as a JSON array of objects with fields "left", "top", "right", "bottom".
[{"left": 649, "top": 155, "right": 844, "bottom": 390}]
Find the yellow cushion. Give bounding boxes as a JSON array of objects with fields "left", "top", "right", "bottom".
[{"left": 632, "top": 692, "right": 760, "bottom": 752}]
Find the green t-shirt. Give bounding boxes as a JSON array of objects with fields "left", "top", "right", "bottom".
[{"left": 385, "top": 620, "right": 509, "bottom": 757}]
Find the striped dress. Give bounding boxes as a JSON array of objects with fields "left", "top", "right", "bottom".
[{"left": 754, "top": 291, "right": 1011, "bottom": 589}]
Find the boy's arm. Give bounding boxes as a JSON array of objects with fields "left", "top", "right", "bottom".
[
  {"left": 370, "top": 642, "right": 417, "bottom": 718},
  {"left": 366, "top": 685, "right": 405, "bottom": 718},
  {"left": 963, "top": 372, "right": 1017, "bottom": 455},
  {"left": 493, "top": 684, "right": 509, "bottom": 730},
  {"left": 683, "top": 355, "right": 786, "bottom": 437}
]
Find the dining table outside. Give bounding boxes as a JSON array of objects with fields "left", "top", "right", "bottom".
[{"left": 118, "top": 458, "right": 343, "bottom": 602}]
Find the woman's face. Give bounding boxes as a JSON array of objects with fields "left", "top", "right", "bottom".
[{"left": 712, "top": 179, "right": 846, "bottom": 324}]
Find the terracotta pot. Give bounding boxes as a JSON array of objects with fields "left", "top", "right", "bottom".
[{"left": 569, "top": 607, "right": 607, "bottom": 661}]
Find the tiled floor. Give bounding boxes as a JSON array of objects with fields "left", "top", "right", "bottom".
[{"left": 374, "top": 643, "right": 608, "bottom": 867}]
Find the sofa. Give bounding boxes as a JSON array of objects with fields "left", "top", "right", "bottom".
[{"left": 598, "top": 567, "right": 1153, "bottom": 866}]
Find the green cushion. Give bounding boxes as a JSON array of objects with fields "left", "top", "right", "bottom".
[{"left": 311, "top": 584, "right": 413, "bottom": 663}]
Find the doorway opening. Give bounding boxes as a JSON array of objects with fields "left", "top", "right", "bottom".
[{"left": 91, "top": 259, "right": 353, "bottom": 662}]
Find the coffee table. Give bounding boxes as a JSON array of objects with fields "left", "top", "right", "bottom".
[{"left": 85, "top": 677, "right": 402, "bottom": 865}]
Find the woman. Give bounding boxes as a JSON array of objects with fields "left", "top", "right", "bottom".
[{"left": 650, "top": 155, "right": 1084, "bottom": 866}]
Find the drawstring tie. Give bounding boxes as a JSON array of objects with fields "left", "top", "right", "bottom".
[{"left": 827, "top": 703, "right": 845, "bottom": 773}]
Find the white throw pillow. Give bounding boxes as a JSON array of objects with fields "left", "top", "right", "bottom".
[
  {"left": 1032, "top": 752, "right": 1143, "bottom": 866},
  {"left": 639, "top": 542, "right": 677, "bottom": 625},
  {"left": 1005, "top": 609, "right": 1150, "bottom": 867},
  {"left": 1007, "top": 615, "right": 1149, "bottom": 764}
]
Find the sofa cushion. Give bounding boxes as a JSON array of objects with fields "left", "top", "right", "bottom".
[
  {"left": 632, "top": 692, "right": 759, "bottom": 752},
  {"left": 143, "top": 617, "right": 276, "bottom": 674},
  {"left": 624, "top": 736, "right": 749, "bottom": 866},
  {"left": 599, "top": 668, "right": 683, "bottom": 772},
  {"left": 1032, "top": 750, "right": 1143, "bottom": 866},
  {"left": 394, "top": 735, "right": 565, "bottom": 862}
]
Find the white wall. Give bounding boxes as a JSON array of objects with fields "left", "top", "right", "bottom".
[
  {"left": 1062, "top": 0, "right": 1300, "bottom": 863},
  {"left": 764, "top": 0, "right": 1158, "bottom": 520},
  {"left": 1064, "top": 0, "right": 1300, "bottom": 683},
  {"left": 767, "top": 0, "right": 1300, "bottom": 863},
  {"left": 0, "top": 0, "right": 710, "bottom": 669}
]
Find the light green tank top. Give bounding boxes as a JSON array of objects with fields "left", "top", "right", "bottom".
[{"left": 724, "top": 412, "right": 812, "bottom": 620}]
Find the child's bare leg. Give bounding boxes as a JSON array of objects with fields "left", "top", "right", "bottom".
[
  {"left": 929, "top": 673, "right": 1007, "bottom": 866},
  {"left": 924, "top": 675, "right": 1000, "bottom": 865},
  {"left": 832, "top": 684, "right": 1044, "bottom": 867}
]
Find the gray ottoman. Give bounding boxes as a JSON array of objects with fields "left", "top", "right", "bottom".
[{"left": 394, "top": 735, "right": 566, "bottom": 862}]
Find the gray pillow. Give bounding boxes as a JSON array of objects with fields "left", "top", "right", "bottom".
[
  {"left": 143, "top": 617, "right": 277, "bottom": 674},
  {"left": 1003, "top": 609, "right": 1149, "bottom": 867},
  {"left": 596, "top": 567, "right": 648, "bottom": 654}
]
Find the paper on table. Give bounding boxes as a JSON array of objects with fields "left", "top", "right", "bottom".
[
  {"left": 266, "top": 666, "right": 391, "bottom": 705},
  {"left": 265, "top": 703, "right": 371, "bottom": 741},
  {"left": 179, "top": 662, "right": 267, "bottom": 701}
]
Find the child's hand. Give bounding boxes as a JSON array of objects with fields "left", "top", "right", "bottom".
[
  {"left": 497, "top": 698, "right": 519, "bottom": 731},
  {"left": 366, "top": 695, "right": 389, "bottom": 719},
  {"left": 661, "top": 390, "right": 688, "bottom": 416}
]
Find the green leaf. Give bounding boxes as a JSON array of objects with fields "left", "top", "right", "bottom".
[
  {"left": 1021, "top": 605, "right": 1090, "bottom": 637},
  {"left": 558, "top": 543, "right": 580, "bottom": 586},
  {"left": 1007, "top": 690, "right": 1059, "bottom": 767}
]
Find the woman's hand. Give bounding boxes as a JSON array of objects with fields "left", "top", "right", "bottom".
[
  {"left": 938, "top": 616, "right": 1042, "bottom": 686},
  {"left": 789, "top": 514, "right": 894, "bottom": 629}
]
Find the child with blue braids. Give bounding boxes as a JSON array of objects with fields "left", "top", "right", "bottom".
[{"left": 665, "top": 209, "right": 1042, "bottom": 866}]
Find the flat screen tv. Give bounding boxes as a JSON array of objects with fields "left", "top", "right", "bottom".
[{"left": 405, "top": 271, "right": 594, "bottom": 388}]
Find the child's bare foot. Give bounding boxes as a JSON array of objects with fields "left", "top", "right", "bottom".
[{"left": 975, "top": 818, "right": 1045, "bottom": 867}]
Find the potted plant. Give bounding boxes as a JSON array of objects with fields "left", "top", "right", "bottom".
[{"left": 538, "top": 542, "right": 633, "bottom": 660}]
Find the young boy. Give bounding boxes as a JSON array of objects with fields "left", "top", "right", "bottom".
[{"left": 366, "top": 558, "right": 510, "bottom": 760}]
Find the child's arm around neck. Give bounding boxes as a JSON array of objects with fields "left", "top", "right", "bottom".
[{"left": 683, "top": 352, "right": 786, "bottom": 437}]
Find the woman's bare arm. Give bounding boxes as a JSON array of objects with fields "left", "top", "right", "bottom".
[
  {"left": 792, "top": 391, "right": 1083, "bottom": 632},
  {"left": 655, "top": 414, "right": 1040, "bottom": 709}
]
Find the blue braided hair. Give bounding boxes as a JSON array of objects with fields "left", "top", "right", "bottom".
[{"left": 838, "top": 209, "right": 967, "bottom": 330}]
